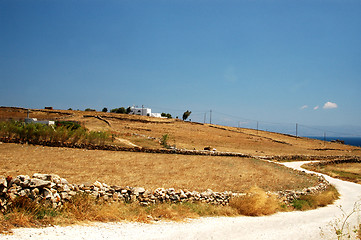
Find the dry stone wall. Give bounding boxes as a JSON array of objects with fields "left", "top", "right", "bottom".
[
  {"left": 260, "top": 155, "right": 361, "bottom": 162},
  {"left": 0, "top": 138, "right": 335, "bottom": 211},
  {"left": 0, "top": 173, "right": 233, "bottom": 213},
  {"left": 306, "top": 158, "right": 361, "bottom": 167},
  {"left": 0, "top": 172, "right": 330, "bottom": 213},
  {"left": 276, "top": 173, "right": 329, "bottom": 203}
]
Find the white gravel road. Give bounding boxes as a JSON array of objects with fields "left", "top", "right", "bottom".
[{"left": 1, "top": 161, "right": 360, "bottom": 240}]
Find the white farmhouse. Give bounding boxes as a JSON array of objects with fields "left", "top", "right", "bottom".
[
  {"left": 25, "top": 118, "right": 55, "bottom": 126},
  {"left": 129, "top": 106, "right": 151, "bottom": 116},
  {"left": 129, "top": 106, "right": 163, "bottom": 118}
]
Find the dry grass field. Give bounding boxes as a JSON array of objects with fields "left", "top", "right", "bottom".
[
  {"left": 304, "top": 162, "right": 361, "bottom": 184},
  {"left": 0, "top": 143, "right": 319, "bottom": 192},
  {"left": 1, "top": 107, "right": 360, "bottom": 157},
  {"left": 0, "top": 107, "right": 348, "bottom": 232}
]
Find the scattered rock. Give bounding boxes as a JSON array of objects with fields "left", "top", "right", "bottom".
[
  {"left": 29, "top": 178, "right": 52, "bottom": 188},
  {"left": 133, "top": 187, "right": 145, "bottom": 196},
  {"left": 0, "top": 176, "right": 7, "bottom": 188}
]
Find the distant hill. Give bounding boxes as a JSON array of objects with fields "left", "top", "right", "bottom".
[{"left": 1, "top": 106, "right": 360, "bottom": 158}]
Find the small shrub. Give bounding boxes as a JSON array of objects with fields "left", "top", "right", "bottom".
[
  {"left": 161, "top": 113, "right": 172, "bottom": 118},
  {"left": 69, "top": 127, "right": 87, "bottom": 144},
  {"left": 229, "top": 186, "right": 280, "bottom": 216},
  {"left": 110, "top": 107, "right": 127, "bottom": 114},
  {"left": 145, "top": 203, "right": 197, "bottom": 221},
  {"left": 86, "top": 131, "right": 109, "bottom": 145},
  {"left": 180, "top": 201, "right": 237, "bottom": 217},
  {"left": 160, "top": 134, "right": 169, "bottom": 148},
  {"left": 55, "top": 121, "right": 82, "bottom": 130},
  {"left": 292, "top": 199, "right": 310, "bottom": 210},
  {"left": 0, "top": 120, "right": 111, "bottom": 146},
  {"left": 1, "top": 196, "right": 57, "bottom": 231},
  {"left": 291, "top": 185, "right": 339, "bottom": 211},
  {"left": 332, "top": 201, "right": 360, "bottom": 240},
  {"left": 61, "top": 193, "right": 98, "bottom": 221}
]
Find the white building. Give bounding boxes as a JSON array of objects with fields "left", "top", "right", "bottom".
[
  {"left": 25, "top": 118, "right": 55, "bottom": 126},
  {"left": 129, "top": 106, "right": 163, "bottom": 118},
  {"left": 129, "top": 106, "right": 151, "bottom": 116}
]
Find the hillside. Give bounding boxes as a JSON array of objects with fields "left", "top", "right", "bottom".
[
  {"left": 0, "top": 106, "right": 354, "bottom": 233},
  {"left": 1, "top": 106, "right": 360, "bottom": 158}
]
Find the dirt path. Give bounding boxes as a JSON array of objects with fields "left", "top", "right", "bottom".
[
  {"left": 114, "top": 137, "right": 139, "bottom": 147},
  {"left": 1, "top": 161, "right": 360, "bottom": 240}
]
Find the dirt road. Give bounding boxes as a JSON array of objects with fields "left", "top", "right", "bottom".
[{"left": 1, "top": 161, "right": 360, "bottom": 240}]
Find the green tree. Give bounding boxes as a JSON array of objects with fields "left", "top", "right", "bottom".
[
  {"left": 102, "top": 107, "right": 108, "bottom": 112},
  {"left": 182, "top": 110, "right": 191, "bottom": 121},
  {"left": 110, "top": 107, "right": 126, "bottom": 114},
  {"left": 119, "top": 107, "right": 126, "bottom": 114},
  {"left": 161, "top": 113, "right": 172, "bottom": 118}
]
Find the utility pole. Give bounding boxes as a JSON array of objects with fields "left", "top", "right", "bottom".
[
  {"left": 324, "top": 132, "right": 326, "bottom": 146},
  {"left": 296, "top": 123, "right": 298, "bottom": 137},
  {"left": 210, "top": 110, "right": 212, "bottom": 124},
  {"left": 257, "top": 121, "right": 259, "bottom": 134},
  {"left": 204, "top": 112, "right": 207, "bottom": 124}
]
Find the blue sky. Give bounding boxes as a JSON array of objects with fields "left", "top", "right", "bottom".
[{"left": 1, "top": 0, "right": 361, "bottom": 136}]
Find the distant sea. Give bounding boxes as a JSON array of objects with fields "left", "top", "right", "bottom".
[{"left": 306, "top": 136, "right": 361, "bottom": 147}]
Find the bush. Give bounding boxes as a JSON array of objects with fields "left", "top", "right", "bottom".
[
  {"left": 87, "top": 131, "right": 109, "bottom": 145},
  {"left": 290, "top": 185, "right": 339, "bottom": 211},
  {"left": 161, "top": 113, "right": 172, "bottom": 118},
  {"left": 229, "top": 186, "right": 280, "bottom": 216},
  {"left": 110, "top": 107, "right": 126, "bottom": 114},
  {"left": 160, "top": 134, "right": 169, "bottom": 148},
  {"left": 0, "top": 121, "right": 111, "bottom": 146},
  {"left": 55, "top": 121, "right": 81, "bottom": 130}
]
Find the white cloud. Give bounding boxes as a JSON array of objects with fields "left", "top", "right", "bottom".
[
  {"left": 300, "top": 105, "right": 308, "bottom": 110},
  {"left": 323, "top": 101, "right": 338, "bottom": 109},
  {"left": 313, "top": 105, "right": 319, "bottom": 110}
]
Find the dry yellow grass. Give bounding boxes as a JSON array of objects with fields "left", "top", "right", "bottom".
[
  {"left": 304, "top": 162, "right": 361, "bottom": 184},
  {"left": 290, "top": 185, "right": 339, "bottom": 211},
  {"left": 0, "top": 193, "right": 238, "bottom": 234},
  {"left": 229, "top": 186, "right": 280, "bottom": 216},
  {"left": 0, "top": 107, "right": 347, "bottom": 233},
  {"left": 1, "top": 107, "right": 360, "bottom": 157},
  {"left": 0, "top": 143, "right": 319, "bottom": 192}
]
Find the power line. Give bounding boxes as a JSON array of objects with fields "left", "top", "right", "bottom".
[
  {"left": 298, "top": 124, "right": 361, "bottom": 137},
  {"left": 211, "top": 110, "right": 361, "bottom": 137},
  {"left": 148, "top": 105, "right": 361, "bottom": 137},
  {"left": 210, "top": 110, "right": 212, "bottom": 124}
]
